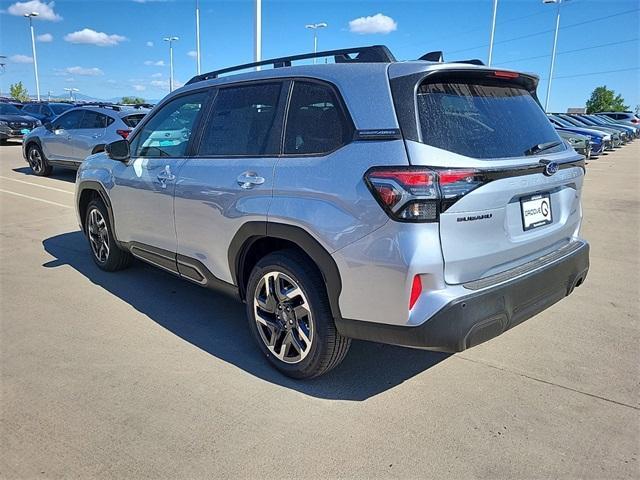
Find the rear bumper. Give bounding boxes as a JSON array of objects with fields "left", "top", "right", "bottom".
[{"left": 337, "top": 240, "right": 589, "bottom": 352}]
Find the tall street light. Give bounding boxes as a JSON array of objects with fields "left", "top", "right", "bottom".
[
  {"left": 487, "top": 0, "right": 498, "bottom": 66},
  {"left": 163, "top": 36, "right": 179, "bottom": 92},
  {"left": 64, "top": 87, "right": 79, "bottom": 102},
  {"left": 24, "top": 12, "right": 41, "bottom": 101},
  {"left": 195, "top": 0, "right": 201, "bottom": 75},
  {"left": 543, "top": 0, "right": 568, "bottom": 112},
  {"left": 305, "top": 22, "right": 328, "bottom": 63},
  {"left": 254, "top": 0, "right": 261, "bottom": 70}
]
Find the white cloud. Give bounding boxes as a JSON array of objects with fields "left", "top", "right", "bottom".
[
  {"left": 64, "top": 28, "right": 127, "bottom": 47},
  {"left": 151, "top": 79, "right": 183, "bottom": 90},
  {"left": 64, "top": 77, "right": 75, "bottom": 82},
  {"left": 146, "top": 41, "right": 154, "bottom": 47},
  {"left": 144, "top": 60, "right": 165, "bottom": 66},
  {"left": 7, "top": 0, "right": 62, "bottom": 21},
  {"left": 65, "top": 66, "right": 104, "bottom": 76},
  {"left": 151, "top": 72, "right": 163, "bottom": 78},
  {"left": 9, "top": 54, "right": 34, "bottom": 63},
  {"left": 132, "top": 84, "right": 146, "bottom": 92},
  {"left": 187, "top": 50, "right": 197, "bottom": 58},
  {"left": 36, "top": 33, "right": 53, "bottom": 42},
  {"left": 348, "top": 13, "right": 397, "bottom": 35},
  {"left": 106, "top": 79, "right": 118, "bottom": 84}
]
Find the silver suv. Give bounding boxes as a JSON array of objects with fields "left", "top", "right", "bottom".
[
  {"left": 74, "top": 46, "right": 589, "bottom": 378},
  {"left": 23, "top": 104, "right": 148, "bottom": 176}
]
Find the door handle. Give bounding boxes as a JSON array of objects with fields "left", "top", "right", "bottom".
[
  {"left": 237, "top": 172, "right": 265, "bottom": 189},
  {"left": 92, "top": 134, "right": 102, "bottom": 139}
]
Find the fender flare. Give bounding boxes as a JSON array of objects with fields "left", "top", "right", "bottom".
[
  {"left": 229, "top": 222, "right": 343, "bottom": 321},
  {"left": 76, "top": 181, "right": 121, "bottom": 246}
]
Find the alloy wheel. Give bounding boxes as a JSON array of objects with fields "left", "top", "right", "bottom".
[
  {"left": 28, "top": 148, "right": 43, "bottom": 173},
  {"left": 253, "top": 271, "right": 313, "bottom": 364},
  {"left": 87, "top": 208, "right": 110, "bottom": 263}
]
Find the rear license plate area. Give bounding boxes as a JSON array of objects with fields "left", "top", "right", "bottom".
[{"left": 520, "top": 193, "right": 552, "bottom": 231}]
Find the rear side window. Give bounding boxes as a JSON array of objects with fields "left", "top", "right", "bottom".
[
  {"left": 198, "top": 83, "right": 281, "bottom": 156},
  {"left": 416, "top": 81, "right": 564, "bottom": 159},
  {"left": 81, "top": 111, "right": 112, "bottom": 129},
  {"left": 123, "top": 114, "right": 145, "bottom": 128},
  {"left": 284, "top": 81, "right": 352, "bottom": 155},
  {"left": 130, "top": 91, "right": 207, "bottom": 158}
]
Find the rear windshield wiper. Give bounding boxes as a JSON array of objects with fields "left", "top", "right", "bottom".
[{"left": 524, "top": 141, "right": 563, "bottom": 156}]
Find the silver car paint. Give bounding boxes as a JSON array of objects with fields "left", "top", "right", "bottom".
[
  {"left": 27, "top": 106, "right": 148, "bottom": 165},
  {"left": 76, "top": 59, "right": 587, "bottom": 332}
]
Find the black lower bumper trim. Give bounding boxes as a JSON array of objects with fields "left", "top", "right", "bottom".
[{"left": 336, "top": 241, "right": 589, "bottom": 352}]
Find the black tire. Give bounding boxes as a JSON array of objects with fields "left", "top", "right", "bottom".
[
  {"left": 26, "top": 143, "right": 52, "bottom": 176},
  {"left": 246, "top": 249, "right": 351, "bottom": 379},
  {"left": 85, "top": 198, "right": 132, "bottom": 271}
]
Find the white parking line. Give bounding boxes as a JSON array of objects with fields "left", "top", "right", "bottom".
[
  {"left": 0, "top": 176, "right": 74, "bottom": 195},
  {"left": 0, "top": 189, "right": 72, "bottom": 209}
]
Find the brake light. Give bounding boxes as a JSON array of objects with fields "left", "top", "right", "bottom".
[
  {"left": 631, "top": 118, "right": 639, "bottom": 124},
  {"left": 492, "top": 70, "right": 520, "bottom": 79},
  {"left": 365, "top": 167, "right": 483, "bottom": 222},
  {"left": 409, "top": 275, "right": 422, "bottom": 310},
  {"left": 116, "top": 129, "right": 131, "bottom": 139}
]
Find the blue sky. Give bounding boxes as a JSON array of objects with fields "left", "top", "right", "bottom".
[{"left": 0, "top": 0, "right": 638, "bottom": 111}]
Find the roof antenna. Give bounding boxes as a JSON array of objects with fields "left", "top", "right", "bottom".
[{"left": 419, "top": 51, "right": 444, "bottom": 62}]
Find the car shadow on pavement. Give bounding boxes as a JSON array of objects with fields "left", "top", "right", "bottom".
[
  {"left": 42, "top": 231, "right": 449, "bottom": 401},
  {"left": 12, "top": 167, "right": 77, "bottom": 183}
]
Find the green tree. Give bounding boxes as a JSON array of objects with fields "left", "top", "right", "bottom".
[
  {"left": 121, "top": 96, "right": 146, "bottom": 105},
  {"left": 9, "top": 81, "right": 29, "bottom": 102},
  {"left": 585, "top": 86, "right": 629, "bottom": 113}
]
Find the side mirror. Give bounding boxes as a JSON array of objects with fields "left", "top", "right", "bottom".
[
  {"left": 105, "top": 139, "right": 130, "bottom": 162},
  {"left": 43, "top": 121, "right": 52, "bottom": 131}
]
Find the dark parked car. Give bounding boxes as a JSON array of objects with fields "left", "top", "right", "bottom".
[
  {"left": 547, "top": 114, "right": 607, "bottom": 155},
  {"left": 21, "top": 102, "right": 73, "bottom": 123},
  {"left": 0, "top": 103, "right": 41, "bottom": 143}
]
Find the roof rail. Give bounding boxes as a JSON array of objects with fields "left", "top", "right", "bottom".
[
  {"left": 78, "top": 102, "right": 122, "bottom": 111},
  {"left": 186, "top": 45, "right": 396, "bottom": 85}
]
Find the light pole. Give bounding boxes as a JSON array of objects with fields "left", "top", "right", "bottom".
[
  {"left": 195, "top": 0, "right": 201, "bottom": 74},
  {"left": 543, "top": 0, "right": 568, "bottom": 112},
  {"left": 163, "top": 36, "right": 179, "bottom": 92},
  {"left": 24, "top": 12, "right": 41, "bottom": 101},
  {"left": 0, "top": 55, "right": 6, "bottom": 97},
  {"left": 305, "top": 23, "right": 328, "bottom": 63},
  {"left": 254, "top": 0, "right": 261, "bottom": 70},
  {"left": 64, "top": 87, "right": 79, "bottom": 102},
  {"left": 487, "top": 0, "right": 498, "bottom": 66}
]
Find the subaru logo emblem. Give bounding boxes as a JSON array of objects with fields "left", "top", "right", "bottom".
[{"left": 543, "top": 161, "right": 559, "bottom": 176}]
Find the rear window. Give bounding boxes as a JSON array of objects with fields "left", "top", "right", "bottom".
[
  {"left": 416, "top": 81, "right": 564, "bottom": 159},
  {"left": 123, "top": 114, "right": 145, "bottom": 128}
]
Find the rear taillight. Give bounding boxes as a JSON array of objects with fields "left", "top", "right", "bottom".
[
  {"left": 116, "top": 129, "right": 131, "bottom": 139},
  {"left": 365, "top": 167, "right": 484, "bottom": 222},
  {"left": 631, "top": 119, "right": 639, "bottom": 124}
]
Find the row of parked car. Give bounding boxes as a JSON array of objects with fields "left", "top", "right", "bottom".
[
  {"left": 0, "top": 100, "right": 151, "bottom": 171},
  {"left": 549, "top": 111, "right": 640, "bottom": 159}
]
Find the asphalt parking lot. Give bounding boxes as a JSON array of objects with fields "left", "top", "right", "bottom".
[{"left": 1, "top": 141, "right": 638, "bottom": 479}]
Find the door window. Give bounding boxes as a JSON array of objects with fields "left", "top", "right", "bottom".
[
  {"left": 198, "top": 83, "right": 282, "bottom": 156},
  {"left": 130, "top": 91, "right": 207, "bottom": 157},
  {"left": 284, "top": 81, "right": 352, "bottom": 155},
  {"left": 54, "top": 110, "right": 84, "bottom": 130}
]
